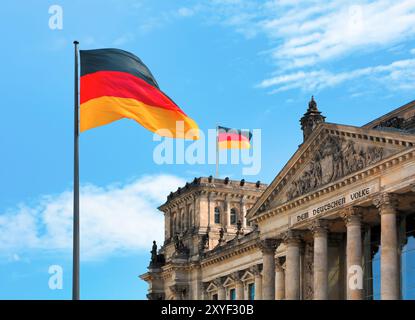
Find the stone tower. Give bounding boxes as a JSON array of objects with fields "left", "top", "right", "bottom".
[{"left": 300, "top": 96, "right": 326, "bottom": 141}]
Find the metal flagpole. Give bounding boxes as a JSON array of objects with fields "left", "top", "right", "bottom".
[
  {"left": 215, "top": 125, "right": 219, "bottom": 178},
  {"left": 73, "top": 40, "right": 80, "bottom": 300}
]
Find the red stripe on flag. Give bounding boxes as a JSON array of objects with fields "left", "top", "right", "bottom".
[
  {"left": 218, "top": 132, "right": 250, "bottom": 142},
  {"left": 80, "top": 70, "right": 185, "bottom": 115}
]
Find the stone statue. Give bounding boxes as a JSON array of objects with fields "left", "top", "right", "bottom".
[
  {"left": 218, "top": 228, "right": 225, "bottom": 243},
  {"left": 236, "top": 220, "right": 243, "bottom": 236},
  {"left": 173, "top": 233, "right": 180, "bottom": 251},
  {"left": 199, "top": 232, "right": 209, "bottom": 252},
  {"left": 173, "top": 233, "right": 189, "bottom": 256},
  {"left": 151, "top": 240, "right": 157, "bottom": 264}
]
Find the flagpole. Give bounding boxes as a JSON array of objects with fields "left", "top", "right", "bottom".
[
  {"left": 73, "top": 40, "right": 80, "bottom": 300},
  {"left": 215, "top": 125, "right": 219, "bottom": 178}
]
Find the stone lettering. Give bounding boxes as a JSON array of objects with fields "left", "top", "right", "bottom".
[
  {"left": 297, "top": 212, "right": 309, "bottom": 222},
  {"left": 291, "top": 184, "right": 376, "bottom": 226}
]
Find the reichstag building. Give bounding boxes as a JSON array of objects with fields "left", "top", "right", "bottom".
[{"left": 141, "top": 98, "right": 415, "bottom": 300}]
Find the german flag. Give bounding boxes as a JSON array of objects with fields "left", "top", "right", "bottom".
[
  {"left": 79, "top": 48, "right": 199, "bottom": 139},
  {"left": 217, "top": 126, "right": 252, "bottom": 149}
]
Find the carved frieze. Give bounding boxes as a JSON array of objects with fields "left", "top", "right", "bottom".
[
  {"left": 286, "top": 135, "right": 388, "bottom": 201},
  {"left": 374, "top": 116, "right": 405, "bottom": 130}
]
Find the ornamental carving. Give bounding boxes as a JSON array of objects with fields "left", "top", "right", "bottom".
[
  {"left": 374, "top": 116, "right": 404, "bottom": 130},
  {"left": 286, "top": 135, "right": 386, "bottom": 201}
]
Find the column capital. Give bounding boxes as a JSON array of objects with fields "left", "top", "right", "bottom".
[
  {"left": 309, "top": 219, "right": 329, "bottom": 237},
  {"left": 282, "top": 230, "right": 303, "bottom": 245},
  {"left": 231, "top": 271, "right": 244, "bottom": 283},
  {"left": 213, "top": 276, "right": 226, "bottom": 288},
  {"left": 373, "top": 193, "right": 399, "bottom": 215},
  {"left": 251, "top": 264, "right": 263, "bottom": 276},
  {"left": 257, "top": 238, "right": 280, "bottom": 254},
  {"left": 341, "top": 206, "right": 363, "bottom": 226}
]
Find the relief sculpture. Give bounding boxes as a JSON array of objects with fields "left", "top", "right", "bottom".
[{"left": 286, "top": 135, "right": 386, "bottom": 201}]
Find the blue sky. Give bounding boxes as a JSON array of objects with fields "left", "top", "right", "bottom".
[{"left": 1, "top": 0, "right": 415, "bottom": 299}]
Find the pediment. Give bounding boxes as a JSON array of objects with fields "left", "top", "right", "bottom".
[
  {"left": 206, "top": 282, "right": 217, "bottom": 292},
  {"left": 223, "top": 276, "right": 235, "bottom": 287},
  {"left": 248, "top": 122, "right": 415, "bottom": 219},
  {"left": 241, "top": 271, "right": 254, "bottom": 282}
]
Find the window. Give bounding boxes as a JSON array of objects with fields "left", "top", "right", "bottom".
[
  {"left": 172, "top": 216, "right": 176, "bottom": 235},
  {"left": 248, "top": 283, "right": 255, "bottom": 300},
  {"left": 212, "top": 293, "right": 218, "bottom": 300},
  {"left": 214, "top": 207, "right": 221, "bottom": 224},
  {"left": 229, "top": 288, "right": 236, "bottom": 300},
  {"left": 181, "top": 209, "right": 185, "bottom": 230},
  {"left": 188, "top": 209, "right": 193, "bottom": 227},
  {"left": 230, "top": 208, "right": 237, "bottom": 225}
]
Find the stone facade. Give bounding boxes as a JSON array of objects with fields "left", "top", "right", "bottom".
[{"left": 140, "top": 98, "right": 415, "bottom": 300}]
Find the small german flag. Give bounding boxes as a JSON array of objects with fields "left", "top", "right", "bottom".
[
  {"left": 79, "top": 48, "right": 199, "bottom": 139},
  {"left": 217, "top": 126, "right": 252, "bottom": 149}
]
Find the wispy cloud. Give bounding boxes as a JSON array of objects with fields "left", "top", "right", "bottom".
[
  {"left": 0, "top": 174, "right": 185, "bottom": 261},
  {"left": 188, "top": 0, "right": 415, "bottom": 93},
  {"left": 261, "top": 0, "right": 415, "bottom": 69},
  {"left": 258, "top": 57, "right": 415, "bottom": 92}
]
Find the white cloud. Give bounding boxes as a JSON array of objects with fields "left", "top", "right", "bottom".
[
  {"left": 262, "top": 0, "right": 415, "bottom": 69},
  {"left": 0, "top": 174, "right": 185, "bottom": 260},
  {"left": 258, "top": 58, "right": 415, "bottom": 92},
  {"left": 198, "top": 0, "right": 415, "bottom": 92}
]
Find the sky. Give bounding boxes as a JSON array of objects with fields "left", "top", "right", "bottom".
[{"left": 1, "top": 0, "right": 415, "bottom": 299}]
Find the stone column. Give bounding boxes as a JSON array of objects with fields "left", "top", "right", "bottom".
[
  {"left": 202, "top": 283, "right": 209, "bottom": 300},
  {"left": 207, "top": 193, "right": 211, "bottom": 227},
  {"left": 252, "top": 265, "right": 263, "bottom": 300},
  {"left": 233, "top": 272, "right": 244, "bottom": 300},
  {"left": 258, "top": 239, "right": 278, "bottom": 300},
  {"left": 311, "top": 220, "right": 329, "bottom": 300},
  {"left": 215, "top": 278, "right": 226, "bottom": 300},
  {"left": 363, "top": 225, "right": 374, "bottom": 299},
  {"left": 284, "top": 230, "right": 302, "bottom": 300},
  {"left": 342, "top": 207, "right": 363, "bottom": 300},
  {"left": 240, "top": 198, "right": 247, "bottom": 229},
  {"left": 225, "top": 198, "right": 231, "bottom": 228},
  {"left": 165, "top": 209, "right": 171, "bottom": 240},
  {"left": 275, "top": 257, "right": 285, "bottom": 300},
  {"left": 374, "top": 193, "right": 400, "bottom": 300}
]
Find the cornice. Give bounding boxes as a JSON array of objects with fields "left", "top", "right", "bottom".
[
  {"left": 200, "top": 233, "right": 260, "bottom": 267},
  {"left": 160, "top": 187, "right": 263, "bottom": 212}
]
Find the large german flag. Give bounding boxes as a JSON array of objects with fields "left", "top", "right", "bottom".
[{"left": 80, "top": 48, "right": 199, "bottom": 139}]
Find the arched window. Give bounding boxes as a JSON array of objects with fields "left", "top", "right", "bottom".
[
  {"left": 230, "top": 208, "right": 237, "bottom": 225},
  {"left": 180, "top": 209, "right": 185, "bottom": 230},
  {"left": 189, "top": 209, "right": 193, "bottom": 227},
  {"left": 172, "top": 215, "right": 177, "bottom": 235},
  {"left": 214, "top": 207, "right": 221, "bottom": 224},
  {"left": 176, "top": 212, "right": 181, "bottom": 232}
]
